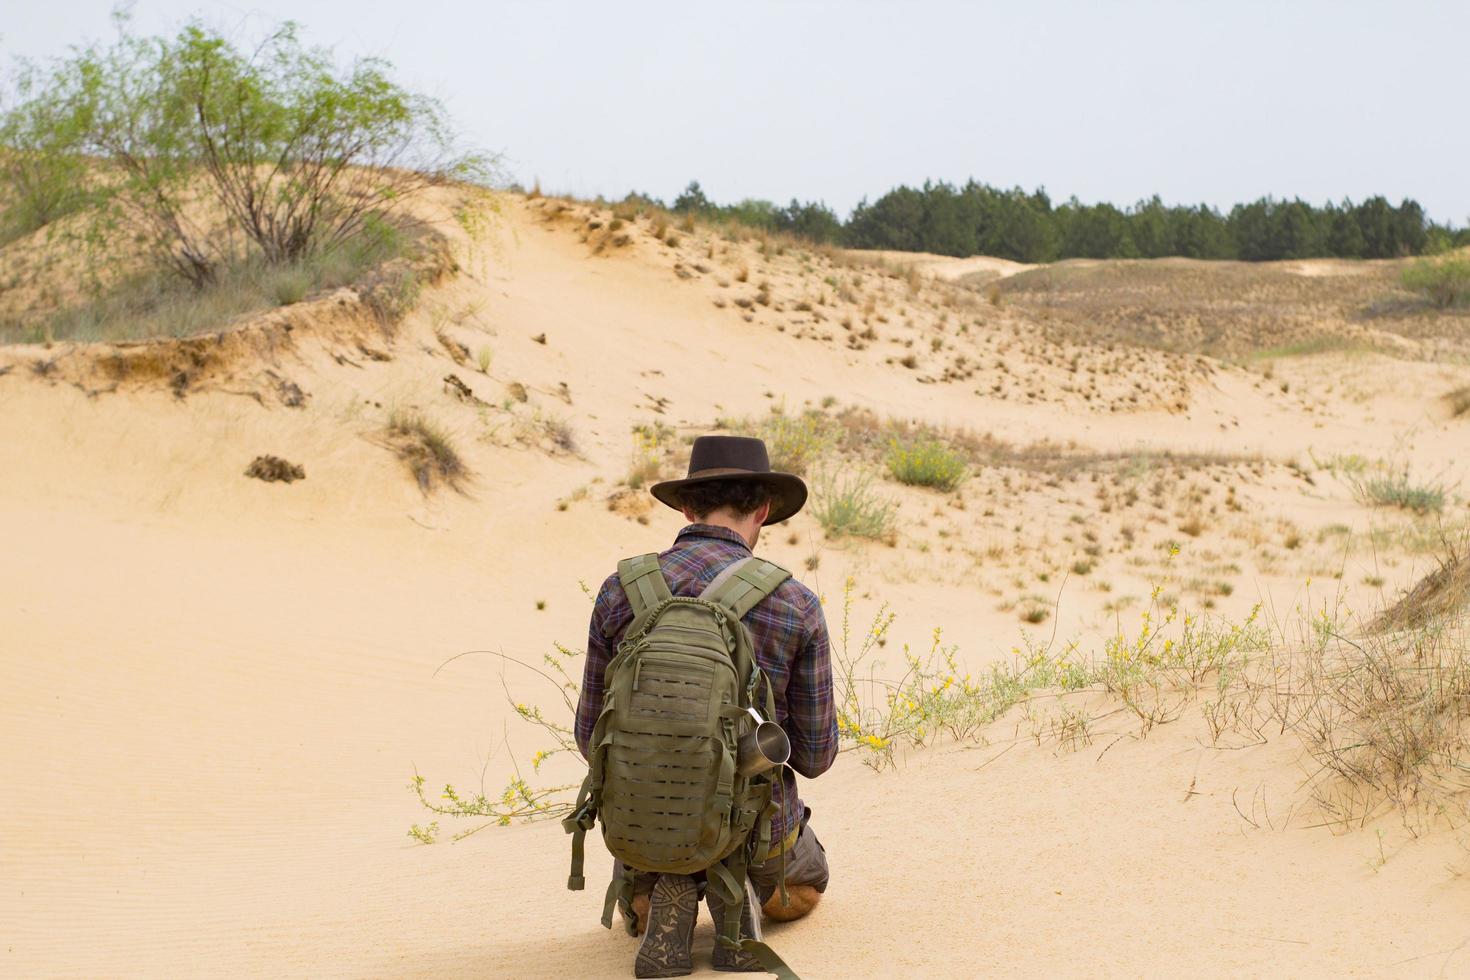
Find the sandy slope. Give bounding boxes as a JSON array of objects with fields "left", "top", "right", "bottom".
[
  {"left": 3, "top": 196, "right": 1469, "bottom": 978},
  {"left": 842, "top": 249, "right": 1033, "bottom": 282}
]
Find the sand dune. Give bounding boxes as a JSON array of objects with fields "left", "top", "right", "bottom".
[
  {"left": 841, "top": 249, "right": 1034, "bottom": 282},
  {"left": 3, "top": 194, "right": 1469, "bottom": 977}
]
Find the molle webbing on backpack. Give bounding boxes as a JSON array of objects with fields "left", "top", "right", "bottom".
[{"left": 617, "top": 553, "right": 673, "bottom": 621}]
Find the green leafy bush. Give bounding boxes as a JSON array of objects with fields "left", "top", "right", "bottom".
[
  {"left": 736, "top": 410, "right": 836, "bottom": 475},
  {"left": 2, "top": 17, "right": 489, "bottom": 286},
  {"left": 0, "top": 64, "right": 95, "bottom": 245},
  {"left": 1401, "top": 254, "right": 1470, "bottom": 309},
  {"left": 886, "top": 437, "right": 968, "bottom": 490}
]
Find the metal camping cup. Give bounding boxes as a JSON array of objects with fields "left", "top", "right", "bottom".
[{"left": 736, "top": 718, "right": 791, "bottom": 777}]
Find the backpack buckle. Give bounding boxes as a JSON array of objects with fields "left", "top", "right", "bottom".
[{"left": 562, "top": 802, "right": 596, "bottom": 834}]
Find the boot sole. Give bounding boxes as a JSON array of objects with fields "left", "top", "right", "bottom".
[
  {"left": 634, "top": 874, "right": 698, "bottom": 978},
  {"left": 709, "top": 879, "right": 764, "bottom": 972}
]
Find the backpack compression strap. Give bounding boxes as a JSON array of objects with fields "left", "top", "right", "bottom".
[{"left": 617, "top": 553, "right": 673, "bottom": 622}]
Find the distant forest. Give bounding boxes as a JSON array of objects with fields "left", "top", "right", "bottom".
[{"left": 649, "top": 180, "right": 1469, "bottom": 262}]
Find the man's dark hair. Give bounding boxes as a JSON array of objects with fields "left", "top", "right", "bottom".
[{"left": 677, "top": 479, "right": 772, "bottom": 520}]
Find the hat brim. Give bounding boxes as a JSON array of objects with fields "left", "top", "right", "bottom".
[{"left": 649, "top": 471, "right": 808, "bottom": 526}]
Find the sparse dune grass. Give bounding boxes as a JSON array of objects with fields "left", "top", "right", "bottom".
[
  {"left": 1269, "top": 604, "right": 1470, "bottom": 836},
  {"left": 387, "top": 408, "right": 467, "bottom": 493},
  {"left": 415, "top": 545, "right": 1470, "bottom": 863},
  {"left": 1373, "top": 541, "right": 1470, "bottom": 631},
  {"left": 719, "top": 406, "right": 1268, "bottom": 521},
  {"left": 0, "top": 219, "right": 416, "bottom": 344},
  {"left": 991, "top": 258, "right": 1462, "bottom": 359},
  {"left": 812, "top": 468, "right": 895, "bottom": 540},
  {"left": 1350, "top": 465, "right": 1448, "bottom": 514}
]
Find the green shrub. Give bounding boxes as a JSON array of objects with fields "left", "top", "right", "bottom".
[
  {"left": 886, "top": 437, "right": 968, "bottom": 490},
  {"left": 0, "top": 63, "right": 94, "bottom": 245},
  {"left": 1401, "top": 254, "right": 1470, "bottom": 309},
  {"left": 748, "top": 410, "right": 835, "bottom": 475},
  {"left": 3, "top": 18, "right": 488, "bottom": 286},
  {"left": 1351, "top": 467, "right": 1448, "bottom": 514},
  {"left": 813, "top": 469, "right": 895, "bottom": 539}
]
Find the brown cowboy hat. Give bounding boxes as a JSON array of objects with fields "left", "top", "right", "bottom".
[{"left": 650, "top": 435, "right": 807, "bottom": 526}]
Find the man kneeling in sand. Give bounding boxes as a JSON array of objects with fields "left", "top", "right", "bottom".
[{"left": 564, "top": 436, "right": 837, "bottom": 977}]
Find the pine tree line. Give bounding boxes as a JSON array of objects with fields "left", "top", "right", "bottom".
[{"left": 659, "top": 179, "right": 1467, "bottom": 262}]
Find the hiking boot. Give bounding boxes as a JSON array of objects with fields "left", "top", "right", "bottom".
[
  {"left": 634, "top": 874, "right": 698, "bottom": 978},
  {"left": 706, "top": 879, "right": 764, "bottom": 973}
]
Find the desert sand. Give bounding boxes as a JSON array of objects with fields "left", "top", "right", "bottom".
[{"left": 3, "top": 192, "right": 1469, "bottom": 978}]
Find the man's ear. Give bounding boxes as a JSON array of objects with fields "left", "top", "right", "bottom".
[
  {"left": 681, "top": 506, "right": 700, "bottom": 523},
  {"left": 754, "top": 499, "right": 771, "bottom": 525}
]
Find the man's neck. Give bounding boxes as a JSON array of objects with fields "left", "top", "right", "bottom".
[{"left": 695, "top": 515, "right": 757, "bottom": 551}]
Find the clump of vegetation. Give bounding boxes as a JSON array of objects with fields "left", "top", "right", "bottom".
[
  {"left": 1445, "top": 384, "right": 1470, "bottom": 418},
  {"left": 1401, "top": 253, "right": 1470, "bottom": 309},
  {"left": 0, "top": 15, "right": 488, "bottom": 341},
  {"left": 886, "top": 437, "right": 968, "bottom": 491},
  {"left": 387, "top": 409, "right": 467, "bottom": 492},
  {"left": 1350, "top": 465, "right": 1448, "bottom": 515},
  {"left": 408, "top": 644, "right": 585, "bottom": 840},
  {"left": 1019, "top": 599, "right": 1051, "bottom": 624},
  {"left": 1285, "top": 605, "right": 1470, "bottom": 836},
  {"left": 524, "top": 411, "right": 577, "bottom": 456},
  {"left": 4, "top": 226, "right": 410, "bottom": 343},
  {"left": 812, "top": 468, "right": 895, "bottom": 540},
  {"left": 419, "top": 558, "right": 1470, "bottom": 864},
  {"left": 626, "top": 421, "right": 675, "bottom": 488},
  {"left": 1373, "top": 542, "right": 1470, "bottom": 631},
  {"left": 0, "top": 64, "right": 94, "bottom": 246},
  {"left": 743, "top": 409, "right": 836, "bottom": 475}
]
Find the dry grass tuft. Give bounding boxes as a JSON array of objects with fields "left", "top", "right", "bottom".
[
  {"left": 1286, "top": 614, "right": 1470, "bottom": 836},
  {"left": 1373, "top": 543, "right": 1470, "bottom": 632},
  {"left": 812, "top": 468, "right": 895, "bottom": 540},
  {"left": 1444, "top": 384, "right": 1470, "bottom": 418},
  {"left": 1350, "top": 465, "right": 1448, "bottom": 515},
  {"left": 387, "top": 409, "right": 467, "bottom": 493}
]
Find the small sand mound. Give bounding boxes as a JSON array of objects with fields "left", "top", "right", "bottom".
[
  {"left": 1374, "top": 550, "right": 1470, "bottom": 631},
  {"left": 606, "top": 487, "right": 653, "bottom": 522}
]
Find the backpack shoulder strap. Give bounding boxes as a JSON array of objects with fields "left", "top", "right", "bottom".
[
  {"left": 617, "top": 553, "right": 673, "bottom": 621},
  {"left": 702, "top": 557, "right": 792, "bottom": 620},
  {"left": 698, "top": 557, "right": 754, "bottom": 602}
]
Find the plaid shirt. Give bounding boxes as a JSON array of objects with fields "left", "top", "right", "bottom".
[{"left": 577, "top": 524, "right": 837, "bottom": 846}]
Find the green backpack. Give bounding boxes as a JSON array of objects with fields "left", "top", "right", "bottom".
[{"left": 563, "top": 553, "right": 800, "bottom": 979}]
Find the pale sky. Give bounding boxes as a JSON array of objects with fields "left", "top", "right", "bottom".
[{"left": 5, "top": 1, "right": 1467, "bottom": 224}]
